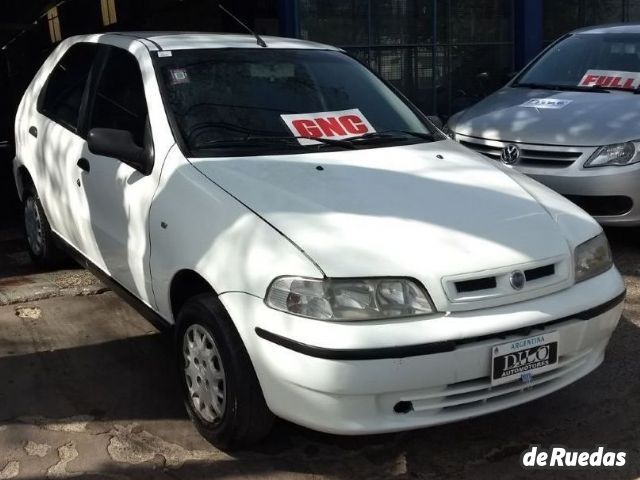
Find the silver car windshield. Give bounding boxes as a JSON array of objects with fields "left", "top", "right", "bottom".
[{"left": 515, "top": 33, "right": 640, "bottom": 90}]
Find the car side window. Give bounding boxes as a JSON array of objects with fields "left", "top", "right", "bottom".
[
  {"left": 40, "top": 43, "right": 99, "bottom": 132},
  {"left": 88, "top": 47, "right": 148, "bottom": 147}
]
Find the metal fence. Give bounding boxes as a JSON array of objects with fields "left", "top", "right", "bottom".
[
  {"left": 299, "top": 0, "right": 514, "bottom": 117},
  {"left": 543, "top": 0, "right": 640, "bottom": 43}
]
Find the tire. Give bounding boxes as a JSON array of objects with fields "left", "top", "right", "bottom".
[
  {"left": 22, "top": 185, "right": 64, "bottom": 268},
  {"left": 175, "top": 293, "right": 274, "bottom": 449}
]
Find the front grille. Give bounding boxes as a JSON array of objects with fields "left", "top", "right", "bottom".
[
  {"left": 565, "top": 195, "right": 633, "bottom": 217},
  {"left": 451, "top": 262, "right": 557, "bottom": 296},
  {"left": 459, "top": 139, "right": 584, "bottom": 168},
  {"left": 525, "top": 264, "right": 555, "bottom": 281},
  {"left": 455, "top": 276, "right": 496, "bottom": 293}
]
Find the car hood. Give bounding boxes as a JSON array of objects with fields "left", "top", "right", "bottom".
[
  {"left": 450, "top": 87, "right": 640, "bottom": 146},
  {"left": 190, "top": 141, "right": 600, "bottom": 310}
]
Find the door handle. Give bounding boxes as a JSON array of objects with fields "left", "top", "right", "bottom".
[
  {"left": 28, "top": 126, "right": 37, "bottom": 138},
  {"left": 77, "top": 158, "right": 90, "bottom": 173}
]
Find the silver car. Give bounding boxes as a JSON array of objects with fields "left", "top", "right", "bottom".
[{"left": 447, "top": 24, "right": 640, "bottom": 226}]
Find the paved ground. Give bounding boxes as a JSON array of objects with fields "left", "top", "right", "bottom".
[
  {"left": 0, "top": 229, "right": 106, "bottom": 306},
  {"left": 0, "top": 228, "right": 638, "bottom": 479}
]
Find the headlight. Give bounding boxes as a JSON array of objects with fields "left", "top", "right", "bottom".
[
  {"left": 265, "top": 277, "right": 435, "bottom": 321},
  {"left": 574, "top": 233, "right": 613, "bottom": 283},
  {"left": 584, "top": 141, "right": 640, "bottom": 167}
]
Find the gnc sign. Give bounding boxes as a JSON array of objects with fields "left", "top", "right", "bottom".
[
  {"left": 579, "top": 69, "right": 640, "bottom": 89},
  {"left": 281, "top": 108, "right": 375, "bottom": 145}
]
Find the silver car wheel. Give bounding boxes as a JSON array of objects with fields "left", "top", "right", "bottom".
[
  {"left": 183, "top": 324, "right": 227, "bottom": 423},
  {"left": 24, "top": 196, "right": 44, "bottom": 256}
]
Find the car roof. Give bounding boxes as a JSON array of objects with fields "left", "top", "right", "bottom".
[
  {"left": 571, "top": 23, "right": 640, "bottom": 35},
  {"left": 94, "top": 31, "right": 340, "bottom": 52}
]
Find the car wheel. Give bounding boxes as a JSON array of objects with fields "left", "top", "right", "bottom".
[
  {"left": 23, "top": 186, "right": 64, "bottom": 267},
  {"left": 176, "top": 293, "right": 274, "bottom": 449}
]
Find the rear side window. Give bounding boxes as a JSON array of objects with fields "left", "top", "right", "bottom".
[
  {"left": 40, "top": 43, "right": 98, "bottom": 132},
  {"left": 88, "top": 47, "right": 148, "bottom": 147}
]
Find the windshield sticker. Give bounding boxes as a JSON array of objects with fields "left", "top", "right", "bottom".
[
  {"left": 579, "top": 69, "right": 640, "bottom": 89},
  {"left": 157, "top": 51, "right": 173, "bottom": 57},
  {"left": 169, "top": 68, "right": 189, "bottom": 85},
  {"left": 521, "top": 98, "right": 572, "bottom": 109},
  {"left": 281, "top": 108, "right": 376, "bottom": 145}
]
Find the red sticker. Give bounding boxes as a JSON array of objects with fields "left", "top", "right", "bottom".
[
  {"left": 579, "top": 69, "right": 640, "bottom": 89},
  {"left": 280, "top": 108, "right": 375, "bottom": 145}
]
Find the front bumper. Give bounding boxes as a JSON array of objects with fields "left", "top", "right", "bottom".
[
  {"left": 527, "top": 167, "right": 640, "bottom": 226},
  {"left": 219, "top": 268, "right": 624, "bottom": 435},
  {"left": 455, "top": 134, "right": 640, "bottom": 226}
]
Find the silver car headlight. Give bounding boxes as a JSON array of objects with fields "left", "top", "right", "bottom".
[
  {"left": 574, "top": 233, "right": 613, "bottom": 283},
  {"left": 584, "top": 141, "right": 640, "bottom": 167},
  {"left": 265, "top": 276, "right": 435, "bottom": 321}
]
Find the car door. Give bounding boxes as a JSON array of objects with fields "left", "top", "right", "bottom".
[
  {"left": 75, "top": 44, "right": 162, "bottom": 307},
  {"left": 36, "top": 42, "right": 101, "bottom": 250}
]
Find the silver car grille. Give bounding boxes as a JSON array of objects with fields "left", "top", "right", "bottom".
[{"left": 457, "top": 136, "right": 588, "bottom": 168}]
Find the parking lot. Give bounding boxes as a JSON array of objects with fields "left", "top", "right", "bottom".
[{"left": 0, "top": 227, "right": 636, "bottom": 480}]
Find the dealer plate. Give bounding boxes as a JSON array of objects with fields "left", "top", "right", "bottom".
[{"left": 491, "top": 331, "right": 559, "bottom": 386}]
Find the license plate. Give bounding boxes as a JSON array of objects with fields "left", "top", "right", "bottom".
[{"left": 491, "top": 332, "right": 559, "bottom": 386}]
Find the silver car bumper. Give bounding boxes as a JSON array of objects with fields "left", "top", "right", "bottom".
[{"left": 457, "top": 134, "right": 640, "bottom": 226}]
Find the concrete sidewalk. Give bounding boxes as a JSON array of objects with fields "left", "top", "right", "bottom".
[
  {"left": 0, "top": 270, "right": 107, "bottom": 306},
  {"left": 0, "top": 229, "right": 107, "bottom": 306}
]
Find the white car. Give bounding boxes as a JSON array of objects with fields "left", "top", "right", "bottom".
[{"left": 13, "top": 32, "right": 625, "bottom": 449}]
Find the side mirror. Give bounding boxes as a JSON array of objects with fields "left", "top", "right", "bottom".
[
  {"left": 88, "top": 128, "right": 152, "bottom": 174},
  {"left": 427, "top": 115, "right": 444, "bottom": 129}
]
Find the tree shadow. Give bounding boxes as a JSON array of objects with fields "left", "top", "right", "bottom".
[{"left": 0, "top": 335, "right": 184, "bottom": 425}]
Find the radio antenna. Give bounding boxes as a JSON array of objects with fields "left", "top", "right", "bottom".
[{"left": 218, "top": 4, "right": 267, "bottom": 48}]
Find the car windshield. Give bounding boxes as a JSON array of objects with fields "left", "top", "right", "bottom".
[
  {"left": 515, "top": 33, "right": 640, "bottom": 91},
  {"left": 155, "top": 48, "right": 439, "bottom": 156}
]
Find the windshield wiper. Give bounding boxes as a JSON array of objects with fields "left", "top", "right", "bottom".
[
  {"left": 344, "top": 130, "right": 439, "bottom": 144},
  {"left": 194, "top": 130, "right": 436, "bottom": 151},
  {"left": 513, "top": 82, "right": 610, "bottom": 93},
  {"left": 194, "top": 135, "right": 357, "bottom": 150}
]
